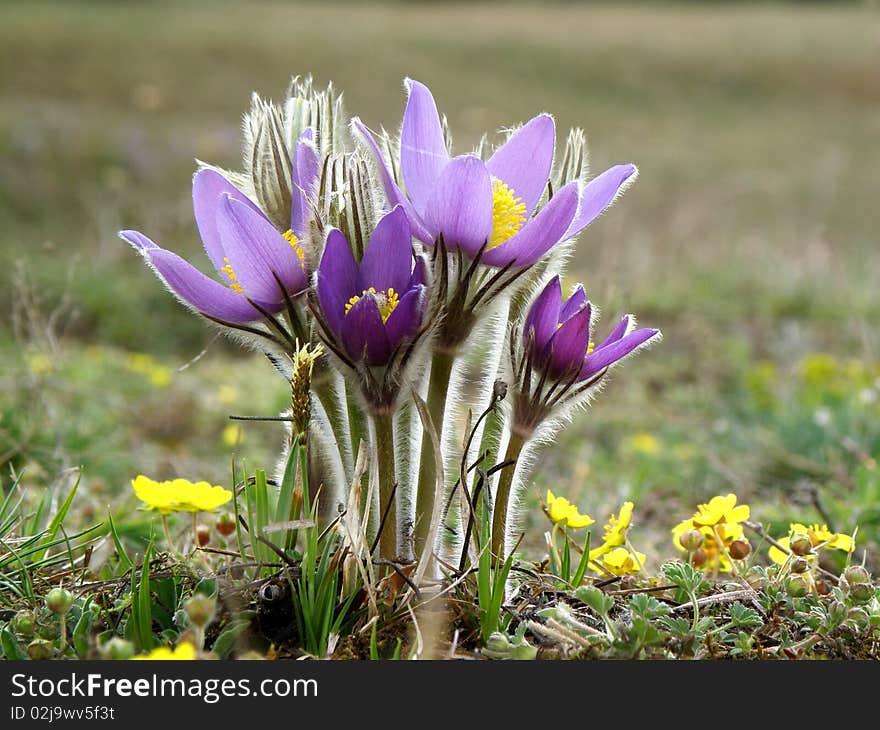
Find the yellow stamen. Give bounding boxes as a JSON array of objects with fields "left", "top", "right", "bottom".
[
  {"left": 344, "top": 286, "right": 399, "bottom": 323},
  {"left": 489, "top": 178, "right": 527, "bottom": 250},
  {"left": 587, "top": 340, "right": 595, "bottom": 354},
  {"left": 283, "top": 229, "right": 305, "bottom": 266},
  {"left": 220, "top": 257, "right": 244, "bottom": 294}
]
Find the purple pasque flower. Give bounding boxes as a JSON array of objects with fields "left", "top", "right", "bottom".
[
  {"left": 120, "top": 130, "right": 319, "bottom": 325},
  {"left": 352, "top": 79, "right": 638, "bottom": 269},
  {"left": 316, "top": 205, "right": 427, "bottom": 369},
  {"left": 523, "top": 275, "right": 660, "bottom": 384}
]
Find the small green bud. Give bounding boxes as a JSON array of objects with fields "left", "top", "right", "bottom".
[
  {"left": 729, "top": 540, "right": 751, "bottom": 560},
  {"left": 27, "top": 639, "right": 54, "bottom": 661},
  {"left": 847, "top": 608, "right": 869, "bottom": 629},
  {"left": 679, "top": 529, "right": 704, "bottom": 552},
  {"left": 790, "top": 557, "right": 810, "bottom": 574},
  {"left": 11, "top": 610, "right": 35, "bottom": 637},
  {"left": 100, "top": 637, "right": 135, "bottom": 660},
  {"left": 785, "top": 576, "right": 809, "bottom": 597},
  {"left": 789, "top": 533, "right": 813, "bottom": 557},
  {"left": 829, "top": 600, "right": 848, "bottom": 624},
  {"left": 484, "top": 633, "right": 510, "bottom": 654},
  {"left": 183, "top": 594, "right": 216, "bottom": 629},
  {"left": 45, "top": 588, "right": 74, "bottom": 616},
  {"left": 844, "top": 565, "right": 871, "bottom": 585},
  {"left": 848, "top": 582, "right": 874, "bottom": 604}
]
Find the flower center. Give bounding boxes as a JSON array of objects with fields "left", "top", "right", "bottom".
[
  {"left": 489, "top": 178, "right": 527, "bottom": 250},
  {"left": 220, "top": 258, "right": 244, "bottom": 294},
  {"left": 283, "top": 229, "right": 305, "bottom": 265},
  {"left": 345, "top": 287, "right": 399, "bottom": 323}
]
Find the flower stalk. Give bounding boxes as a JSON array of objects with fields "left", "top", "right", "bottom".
[{"left": 372, "top": 410, "right": 398, "bottom": 561}]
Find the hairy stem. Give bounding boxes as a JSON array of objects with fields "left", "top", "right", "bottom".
[
  {"left": 491, "top": 431, "right": 527, "bottom": 561},
  {"left": 413, "top": 349, "right": 456, "bottom": 555},
  {"left": 372, "top": 411, "right": 398, "bottom": 561}
]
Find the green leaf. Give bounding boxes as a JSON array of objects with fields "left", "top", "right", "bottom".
[
  {"left": 32, "top": 470, "right": 82, "bottom": 563},
  {"left": 1, "top": 625, "right": 29, "bottom": 660},
  {"left": 574, "top": 585, "right": 615, "bottom": 616}
]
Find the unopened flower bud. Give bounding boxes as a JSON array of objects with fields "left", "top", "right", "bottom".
[
  {"left": 829, "top": 600, "right": 847, "bottom": 623},
  {"left": 183, "top": 594, "right": 216, "bottom": 629},
  {"left": 847, "top": 607, "right": 869, "bottom": 629},
  {"left": 12, "top": 610, "right": 35, "bottom": 637},
  {"left": 790, "top": 557, "right": 810, "bottom": 574},
  {"left": 848, "top": 582, "right": 874, "bottom": 604},
  {"left": 100, "top": 637, "right": 135, "bottom": 660},
  {"left": 729, "top": 540, "right": 751, "bottom": 560},
  {"left": 815, "top": 579, "right": 832, "bottom": 596},
  {"left": 785, "top": 576, "right": 809, "bottom": 597},
  {"left": 485, "top": 633, "right": 511, "bottom": 654},
  {"left": 45, "top": 588, "right": 74, "bottom": 615},
  {"left": 27, "top": 639, "right": 54, "bottom": 661},
  {"left": 789, "top": 533, "right": 813, "bottom": 556},
  {"left": 844, "top": 565, "right": 871, "bottom": 585},
  {"left": 691, "top": 547, "right": 707, "bottom": 567},
  {"left": 216, "top": 513, "right": 236, "bottom": 537},
  {"left": 196, "top": 524, "right": 210, "bottom": 547},
  {"left": 680, "top": 529, "right": 704, "bottom": 552}
]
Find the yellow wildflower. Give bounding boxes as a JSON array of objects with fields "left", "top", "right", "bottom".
[
  {"left": 624, "top": 432, "right": 660, "bottom": 456},
  {"left": 132, "top": 475, "right": 232, "bottom": 514},
  {"left": 592, "top": 546, "right": 646, "bottom": 576},
  {"left": 222, "top": 423, "right": 245, "bottom": 447},
  {"left": 691, "top": 493, "right": 750, "bottom": 528},
  {"left": 131, "top": 642, "right": 196, "bottom": 660},
  {"left": 768, "top": 523, "right": 854, "bottom": 566},
  {"left": 672, "top": 494, "right": 751, "bottom": 573},
  {"left": 546, "top": 490, "right": 594, "bottom": 529},
  {"left": 589, "top": 501, "right": 635, "bottom": 561}
]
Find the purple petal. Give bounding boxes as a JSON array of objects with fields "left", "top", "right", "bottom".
[
  {"left": 119, "top": 229, "right": 159, "bottom": 252},
  {"left": 547, "top": 303, "right": 592, "bottom": 375},
  {"left": 358, "top": 206, "right": 413, "bottom": 295},
  {"left": 351, "top": 117, "right": 433, "bottom": 244},
  {"left": 216, "top": 195, "right": 307, "bottom": 304},
  {"left": 400, "top": 79, "right": 449, "bottom": 216},
  {"left": 291, "top": 128, "right": 320, "bottom": 239},
  {"left": 140, "top": 246, "right": 268, "bottom": 323},
  {"left": 317, "top": 229, "right": 359, "bottom": 336},
  {"left": 487, "top": 113, "right": 555, "bottom": 216},
  {"left": 523, "top": 276, "right": 562, "bottom": 353},
  {"left": 341, "top": 294, "right": 391, "bottom": 366},
  {"left": 481, "top": 181, "right": 579, "bottom": 268},
  {"left": 565, "top": 164, "right": 638, "bottom": 240},
  {"left": 423, "top": 155, "right": 493, "bottom": 258},
  {"left": 192, "top": 169, "right": 264, "bottom": 274},
  {"left": 560, "top": 284, "right": 588, "bottom": 322},
  {"left": 579, "top": 328, "right": 660, "bottom": 382},
  {"left": 409, "top": 254, "right": 429, "bottom": 289},
  {"left": 385, "top": 285, "right": 426, "bottom": 349},
  {"left": 595, "top": 315, "right": 631, "bottom": 348}
]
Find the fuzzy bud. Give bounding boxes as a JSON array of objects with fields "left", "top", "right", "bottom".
[
  {"left": 789, "top": 533, "right": 813, "bottom": 556},
  {"left": 196, "top": 524, "right": 210, "bottom": 547},
  {"left": 815, "top": 579, "right": 832, "bottom": 596},
  {"left": 100, "top": 637, "right": 135, "bottom": 660},
  {"left": 847, "top": 582, "right": 874, "bottom": 604},
  {"left": 785, "top": 576, "right": 809, "bottom": 598},
  {"left": 729, "top": 540, "right": 751, "bottom": 560},
  {"left": 216, "top": 513, "right": 236, "bottom": 537},
  {"left": 27, "top": 639, "right": 54, "bottom": 661},
  {"left": 844, "top": 565, "right": 871, "bottom": 585},
  {"left": 183, "top": 594, "right": 216, "bottom": 629},
  {"left": 680, "top": 529, "right": 704, "bottom": 552},
  {"left": 11, "top": 610, "right": 35, "bottom": 637},
  {"left": 790, "top": 557, "right": 810, "bottom": 574},
  {"left": 36, "top": 621, "right": 59, "bottom": 641},
  {"left": 829, "top": 600, "right": 848, "bottom": 624},
  {"left": 45, "top": 588, "right": 74, "bottom": 615},
  {"left": 690, "top": 547, "right": 708, "bottom": 568}
]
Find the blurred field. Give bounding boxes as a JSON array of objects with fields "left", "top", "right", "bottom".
[{"left": 1, "top": 1, "right": 879, "bottom": 565}]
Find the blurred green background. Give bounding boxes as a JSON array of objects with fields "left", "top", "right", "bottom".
[{"left": 1, "top": 1, "right": 878, "bottom": 565}]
